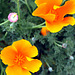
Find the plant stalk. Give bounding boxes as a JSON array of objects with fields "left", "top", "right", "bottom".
[
  {"left": 25, "top": 0, "right": 31, "bottom": 13},
  {"left": 0, "top": 20, "right": 9, "bottom": 26},
  {"left": 17, "top": 0, "right": 20, "bottom": 20}
]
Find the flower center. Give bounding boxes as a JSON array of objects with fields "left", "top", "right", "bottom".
[
  {"left": 49, "top": 5, "right": 61, "bottom": 22},
  {"left": 14, "top": 53, "right": 25, "bottom": 65},
  {"left": 13, "top": 14, "right": 17, "bottom": 18},
  {"left": 10, "top": 14, "right": 18, "bottom": 21},
  {"left": 53, "top": 5, "right": 60, "bottom": 10}
]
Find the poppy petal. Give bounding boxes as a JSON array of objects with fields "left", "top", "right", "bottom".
[
  {"left": 41, "top": 14, "right": 56, "bottom": 22},
  {"left": 12, "top": 39, "right": 32, "bottom": 52},
  {"left": 35, "top": 0, "right": 62, "bottom": 6},
  {"left": 6, "top": 65, "right": 31, "bottom": 75},
  {"left": 21, "top": 46, "right": 38, "bottom": 57},
  {"left": 32, "top": 3, "right": 56, "bottom": 22},
  {"left": 12, "top": 39, "right": 38, "bottom": 57},
  {"left": 46, "top": 21, "right": 63, "bottom": 33},
  {"left": 23, "top": 57, "right": 42, "bottom": 73},
  {"left": 32, "top": 3, "right": 50, "bottom": 16},
  {"left": 56, "top": 0, "right": 75, "bottom": 20},
  {"left": 62, "top": 17, "right": 75, "bottom": 26},
  {"left": 1, "top": 46, "right": 17, "bottom": 66},
  {"left": 35, "top": 0, "right": 50, "bottom": 6}
]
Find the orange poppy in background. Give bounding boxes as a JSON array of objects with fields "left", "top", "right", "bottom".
[
  {"left": 41, "top": 27, "right": 49, "bottom": 36},
  {"left": 1, "top": 39, "right": 42, "bottom": 75},
  {"left": 32, "top": 0, "right": 75, "bottom": 33}
]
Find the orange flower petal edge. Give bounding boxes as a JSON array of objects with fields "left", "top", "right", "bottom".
[
  {"left": 35, "top": 0, "right": 63, "bottom": 6},
  {"left": 41, "top": 27, "right": 49, "bottom": 36},
  {"left": 32, "top": 0, "right": 75, "bottom": 33},
  {"left": 1, "top": 39, "right": 42, "bottom": 75},
  {"left": 6, "top": 65, "right": 31, "bottom": 75}
]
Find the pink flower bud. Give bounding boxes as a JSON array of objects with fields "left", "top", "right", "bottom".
[{"left": 8, "top": 13, "right": 18, "bottom": 22}]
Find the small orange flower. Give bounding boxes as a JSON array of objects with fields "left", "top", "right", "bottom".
[
  {"left": 32, "top": 0, "right": 75, "bottom": 33},
  {"left": 41, "top": 27, "right": 49, "bottom": 36},
  {"left": 1, "top": 39, "right": 42, "bottom": 75}
]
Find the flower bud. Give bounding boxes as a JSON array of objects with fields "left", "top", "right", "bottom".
[
  {"left": 8, "top": 13, "right": 18, "bottom": 22},
  {"left": 31, "top": 37, "right": 36, "bottom": 42},
  {"left": 62, "top": 43, "right": 67, "bottom": 48},
  {"left": 69, "top": 56, "right": 74, "bottom": 60},
  {"left": 48, "top": 67, "right": 53, "bottom": 72}
]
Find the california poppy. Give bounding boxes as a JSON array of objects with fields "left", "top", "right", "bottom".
[
  {"left": 1, "top": 39, "right": 42, "bottom": 75},
  {"left": 32, "top": 0, "right": 75, "bottom": 33}
]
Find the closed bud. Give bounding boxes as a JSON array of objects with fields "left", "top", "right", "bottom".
[
  {"left": 48, "top": 67, "right": 53, "bottom": 72},
  {"left": 31, "top": 37, "right": 36, "bottom": 42},
  {"left": 69, "top": 56, "right": 74, "bottom": 60},
  {"left": 62, "top": 43, "right": 67, "bottom": 48}
]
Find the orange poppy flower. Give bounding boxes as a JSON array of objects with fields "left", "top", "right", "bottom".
[
  {"left": 1, "top": 39, "right": 42, "bottom": 75},
  {"left": 32, "top": 0, "right": 75, "bottom": 33},
  {"left": 41, "top": 27, "right": 49, "bottom": 36}
]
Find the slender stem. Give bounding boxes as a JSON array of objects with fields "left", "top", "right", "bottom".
[
  {"left": 37, "top": 22, "right": 45, "bottom": 26},
  {"left": 25, "top": 26, "right": 46, "bottom": 29},
  {"left": 1, "top": 65, "right": 4, "bottom": 75},
  {"left": 25, "top": 0, "right": 31, "bottom": 13},
  {"left": 54, "top": 41, "right": 62, "bottom": 47},
  {"left": 20, "top": 0, "right": 25, "bottom": 4},
  {"left": 3, "top": 32, "right": 8, "bottom": 39},
  {"left": 32, "top": 25, "right": 46, "bottom": 28},
  {"left": 17, "top": 0, "right": 20, "bottom": 20},
  {"left": 25, "top": 22, "right": 46, "bottom": 29},
  {"left": 0, "top": 32, "right": 8, "bottom": 41},
  {"left": 0, "top": 20, "right": 9, "bottom": 26},
  {"left": 44, "top": 60, "right": 50, "bottom": 68},
  {"left": 56, "top": 40, "right": 63, "bottom": 44},
  {"left": 42, "top": 56, "right": 50, "bottom": 67}
]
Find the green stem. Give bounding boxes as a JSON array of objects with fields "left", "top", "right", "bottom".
[
  {"left": 42, "top": 56, "right": 50, "bottom": 67},
  {"left": 25, "top": 0, "right": 32, "bottom": 13},
  {"left": 20, "top": 0, "right": 25, "bottom": 4},
  {"left": 37, "top": 22, "right": 45, "bottom": 26},
  {"left": 17, "top": 0, "right": 20, "bottom": 20},
  {"left": 56, "top": 40, "right": 63, "bottom": 44},
  {"left": 33, "top": 26, "right": 46, "bottom": 28},
  {"left": 32, "top": 21, "right": 45, "bottom": 28},
  {"left": 25, "top": 26, "right": 46, "bottom": 29},
  {"left": 0, "top": 20, "right": 9, "bottom": 26},
  {"left": 25, "top": 22, "right": 46, "bottom": 29},
  {"left": 3, "top": 32, "right": 8, "bottom": 39},
  {"left": 1, "top": 65, "right": 4, "bottom": 75},
  {"left": 0, "top": 32, "right": 8, "bottom": 41},
  {"left": 54, "top": 41, "right": 62, "bottom": 47}
]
